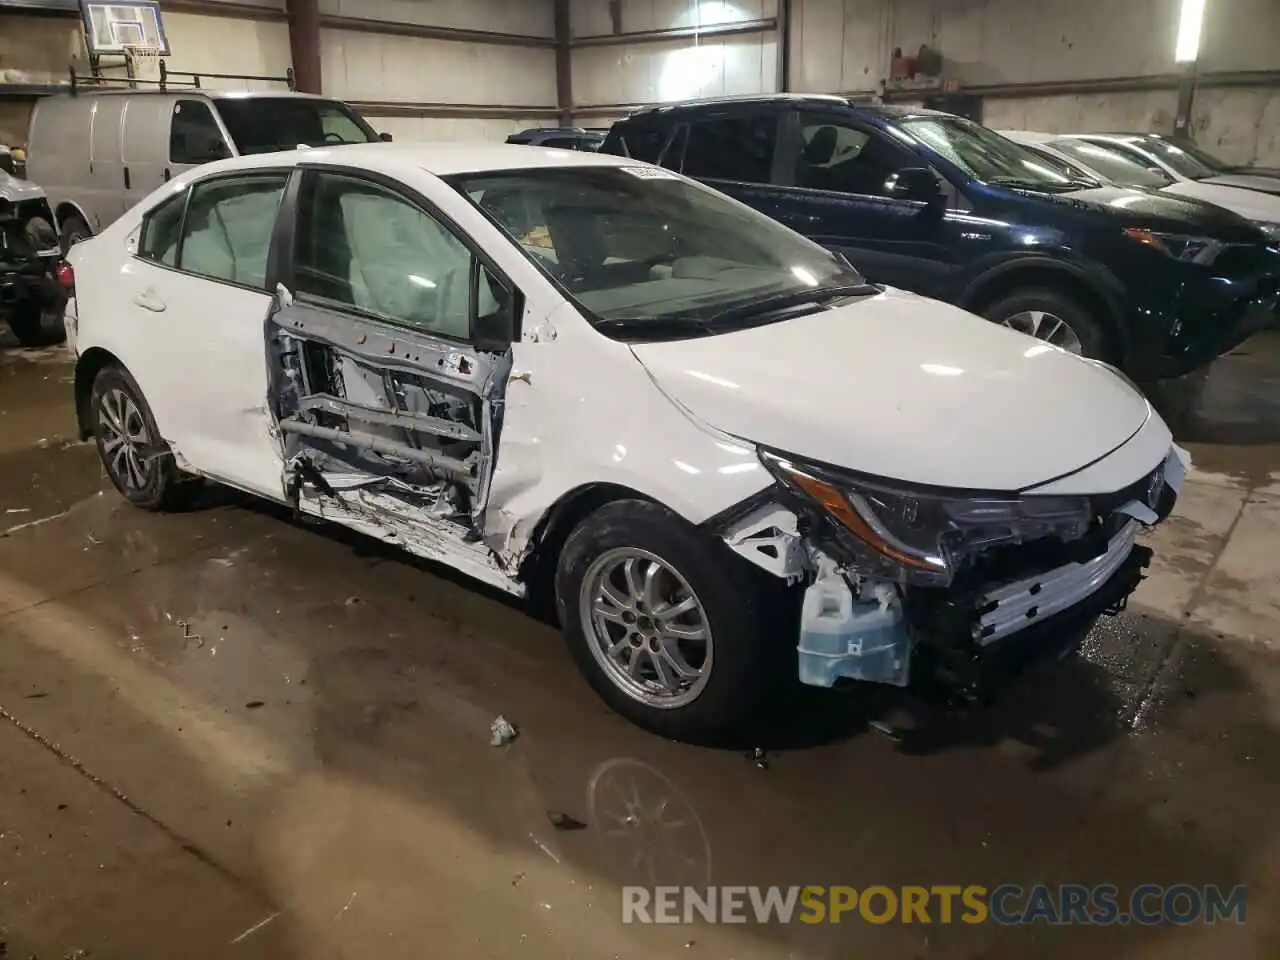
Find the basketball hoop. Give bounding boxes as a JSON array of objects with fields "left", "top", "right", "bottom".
[{"left": 124, "top": 43, "right": 161, "bottom": 80}]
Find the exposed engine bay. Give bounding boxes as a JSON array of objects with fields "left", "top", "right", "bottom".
[{"left": 717, "top": 445, "right": 1189, "bottom": 704}]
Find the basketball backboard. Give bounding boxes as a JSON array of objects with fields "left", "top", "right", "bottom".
[{"left": 79, "top": 0, "right": 170, "bottom": 57}]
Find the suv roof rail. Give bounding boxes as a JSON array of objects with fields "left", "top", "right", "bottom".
[
  {"left": 68, "top": 62, "right": 296, "bottom": 95},
  {"left": 629, "top": 92, "right": 850, "bottom": 115}
]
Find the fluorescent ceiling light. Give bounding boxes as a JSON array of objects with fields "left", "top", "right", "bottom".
[{"left": 1175, "top": 0, "right": 1205, "bottom": 63}]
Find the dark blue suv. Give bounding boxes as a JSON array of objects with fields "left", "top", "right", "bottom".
[{"left": 602, "top": 95, "right": 1280, "bottom": 380}]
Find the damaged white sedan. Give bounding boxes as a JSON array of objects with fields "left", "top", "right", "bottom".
[{"left": 65, "top": 143, "right": 1186, "bottom": 740}]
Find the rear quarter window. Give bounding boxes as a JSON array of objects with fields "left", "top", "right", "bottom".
[{"left": 604, "top": 122, "right": 666, "bottom": 163}]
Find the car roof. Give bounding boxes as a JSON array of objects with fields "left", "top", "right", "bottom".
[{"left": 192, "top": 141, "right": 640, "bottom": 179}]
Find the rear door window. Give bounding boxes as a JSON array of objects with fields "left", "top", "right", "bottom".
[
  {"left": 177, "top": 174, "right": 288, "bottom": 289},
  {"left": 682, "top": 114, "right": 777, "bottom": 184},
  {"left": 605, "top": 122, "right": 666, "bottom": 163}
]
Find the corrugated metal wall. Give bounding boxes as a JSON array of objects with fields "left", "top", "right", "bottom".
[
  {"left": 571, "top": 0, "right": 779, "bottom": 111},
  {"left": 787, "top": 0, "right": 1280, "bottom": 165}
]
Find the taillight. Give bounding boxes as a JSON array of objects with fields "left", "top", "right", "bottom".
[{"left": 55, "top": 261, "right": 74, "bottom": 295}]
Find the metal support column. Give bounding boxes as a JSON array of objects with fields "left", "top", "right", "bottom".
[
  {"left": 555, "top": 0, "right": 573, "bottom": 127},
  {"left": 776, "top": 0, "right": 792, "bottom": 92},
  {"left": 286, "top": 0, "right": 323, "bottom": 94}
]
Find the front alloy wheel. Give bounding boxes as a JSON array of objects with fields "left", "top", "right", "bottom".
[
  {"left": 580, "top": 547, "right": 713, "bottom": 709},
  {"left": 556, "top": 499, "right": 783, "bottom": 742}
]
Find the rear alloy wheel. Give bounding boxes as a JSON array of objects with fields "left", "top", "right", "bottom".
[
  {"left": 983, "top": 288, "right": 1111, "bottom": 361},
  {"left": 90, "top": 364, "right": 191, "bottom": 510},
  {"left": 556, "top": 500, "right": 782, "bottom": 742}
]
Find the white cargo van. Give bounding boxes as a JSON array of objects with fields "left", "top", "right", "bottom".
[{"left": 27, "top": 89, "right": 388, "bottom": 248}]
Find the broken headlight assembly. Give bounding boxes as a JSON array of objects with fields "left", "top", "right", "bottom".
[{"left": 759, "top": 451, "right": 1093, "bottom": 587}]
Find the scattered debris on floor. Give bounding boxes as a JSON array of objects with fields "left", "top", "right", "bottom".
[
  {"left": 749, "top": 747, "right": 769, "bottom": 770},
  {"left": 245, "top": 701, "right": 264, "bottom": 710},
  {"left": 229, "top": 911, "right": 279, "bottom": 945},
  {"left": 546, "top": 811, "right": 588, "bottom": 831},
  {"left": 490, "top": 714, "right": 519, "bottom": 746}
]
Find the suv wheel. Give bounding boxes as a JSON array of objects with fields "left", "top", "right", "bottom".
[
  {"left": 983, "top": 288, "right": 1110, "bottom": 361},
  {"left": 555, "top": 500, "right": 781, "bottom": 742},
  {"left": 90, "top": 364, "right": 193, "bottom": 510}
]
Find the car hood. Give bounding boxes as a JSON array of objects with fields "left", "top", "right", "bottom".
[
  {"left": 1162, "top": 179, "right": 1280, "bottom": 223},
  {"left": 1203, "top": 173, "right": 1280, "bottom": 197},
  {"left": 629, "top": 288, "right": 1151, "bottom": 491},
  {"left": 0, "top": 171, "right": 46, "bottom": 204},
  {"left": 1042, "top": 184, "right": 1261, "bottom": 239}
]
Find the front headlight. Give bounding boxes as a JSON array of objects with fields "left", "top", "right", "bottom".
[
  {"left": 1252, "top": 221, "right": 1280, "bottom": 243},
  {"left": 1122, "top": 227, "right": 1225, "bottom": 265},
  {"left": 761, "top": 452, "right": 1093, "bottom": 585}
]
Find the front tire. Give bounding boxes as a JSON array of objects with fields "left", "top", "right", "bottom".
[
  {"left": 90, "top": 364, "right": 190, "bottom": 510},
  {"left": 982, "top": 288, "right": 1111, "bottom": 361},
  {"left": 555, "top": 499, "right": 782, "bottom": 741}
]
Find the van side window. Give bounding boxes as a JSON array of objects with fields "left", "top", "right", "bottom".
[
  {"left": 178, "top": 174, "right": 288, "bottom": 289},
  {"left": 170, "top": 100, "right": 229, "bottom": 165},
  {"left": 682, "top": 115, "right": 776, "bottom": 184},
  {"left": 793, "top": 116, "right": 917, "bottom": 197},
  {"left": 138, "top": 192, "right": 185, "bottom": 266}
]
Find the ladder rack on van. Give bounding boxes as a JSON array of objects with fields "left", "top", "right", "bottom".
[{"left": 68, "top": 63, "right": 296, "bottom": 95}]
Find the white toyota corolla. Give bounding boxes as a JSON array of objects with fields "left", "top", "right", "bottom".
[{"left": 64, "top": 142, "right": 1187, "bottom": 740}]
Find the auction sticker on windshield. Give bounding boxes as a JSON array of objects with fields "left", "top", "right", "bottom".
[{"left": 620, "top": 166, "right": 681, "bottom": 179}]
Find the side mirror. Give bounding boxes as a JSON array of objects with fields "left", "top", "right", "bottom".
[
  {"left": 379, "top": 131, "right": 394, "bottom": 142},
  {"left": 885, "top": 167, "right": 945, "bottom": 205}
]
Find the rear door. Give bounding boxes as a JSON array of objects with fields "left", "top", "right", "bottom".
[
  {"left": 87, "top": 96, "right": 126, "bottom": 229},
  {"left": 120, "top": 95, "right": 175, "bottom": 210},
  {"left": 266, "top": 166, "right": 519, "bottom": 587},
  {"left": 672, "top": 108, "right": 797, "bottom": 225},
  {"left": 116, "top": 169, "right": 291, "bottom": 498}
]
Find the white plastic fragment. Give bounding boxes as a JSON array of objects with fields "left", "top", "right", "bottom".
[{"left": 490, "top": 714, "right": 519, "bottom": 746}]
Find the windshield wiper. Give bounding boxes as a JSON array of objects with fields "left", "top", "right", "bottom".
[
  {"left": 977, "top": 176, "right": 1090, "bottom": 193},
  {"left": 593, "top": 315, "right": 719, "bottom": 341},
  {"left": 704, "top": 281, "right": 878, "bottom": 328}
]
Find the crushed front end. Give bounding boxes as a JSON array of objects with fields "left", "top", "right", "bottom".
[
  {"left": 0, "top": 175, "right": 66, "bottom": 347},
  {"left": 715, "top": 442, "right": 1187, "bottom": 707}
]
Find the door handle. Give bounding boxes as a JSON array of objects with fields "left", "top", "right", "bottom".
[
  {"left": 508, "top": 369, "right": 532, "bottom": 385},
  {"left": 134, "top": 290, "right": 166, "bottom": 313},
  {"left": 124, "top": 166, "right": 131, "bottom": 189},
  {"left": 163, "top": 167, "right": 171, "bottom": 182}
]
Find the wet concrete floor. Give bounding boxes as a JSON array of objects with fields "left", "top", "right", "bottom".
[{"left": 1, "top": 333, "right": 1279, "bottom": 958}]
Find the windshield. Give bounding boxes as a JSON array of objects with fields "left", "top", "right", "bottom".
[
  {"left": 448, "top": 166, "right": 866, "bottom": 337},
  {"left": 901, "top": 117, "right": 1092, "bottom": 190},
  {"left": 214, "top": 97, "right": 378, "bottom": 154},
  {"left": 1051, "top": 139, "right": 1172, "bottom": 188},
  {"left": 1138, "top": 137, "right": 1229, "bottom": 179}
]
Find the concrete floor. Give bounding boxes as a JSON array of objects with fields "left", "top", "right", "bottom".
[{"left": 1, "top": 334, "right": 1279, "bottom": 959}]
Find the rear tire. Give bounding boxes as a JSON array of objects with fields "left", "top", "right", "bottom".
[
  {"left": 555, "top": 499, "right": 785, "bottom": 742},
  {"left": 89, "top": 364, "right": 192, "bottom": 511},
  {"left": 6, "top": 301, "right": 65, "bottom": 347},
  {"left": 982, "top": 288, "right": 1112, "bottom": 361}
]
